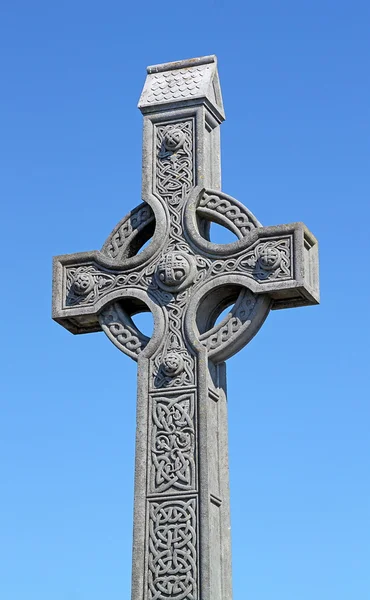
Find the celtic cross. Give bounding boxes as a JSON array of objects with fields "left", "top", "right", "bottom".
[{"left": 52, "top": 56, "right": 319, "bottom": 600}]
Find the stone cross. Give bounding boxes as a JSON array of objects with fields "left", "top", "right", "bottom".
[{"left": 52, "top": 56, "right": 319, "bottom": 600}]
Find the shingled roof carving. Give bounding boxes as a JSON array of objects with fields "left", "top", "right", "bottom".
[{"left": 138, "top": 55, "right": 225, "bottom": 121}]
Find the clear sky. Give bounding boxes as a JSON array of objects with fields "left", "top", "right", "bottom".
[{"left": 1, "top": 1, "right": 369, "bottom": 599}]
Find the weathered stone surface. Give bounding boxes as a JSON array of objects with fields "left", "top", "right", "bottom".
[{"left": 52, "top": 55, "right": 319, "bottom": 600}]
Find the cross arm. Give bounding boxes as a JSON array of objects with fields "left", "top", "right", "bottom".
[
  {"left": 52, "top": 250, "right": 114, "bottom": 334},
  {"left": 52, "top": 248, "right": 162, "bottom": 334},
  {"left": 182, "top": 220, "right": 319, "bottom": 364},
  {"left": 207, "top": 222, "right": 319, "bottom": 309},
  {"left": 52, "top": 194, "right": 170, "bottom": 335},
  {"left": 185, "top": 187, "right": 320, "bottom": 310}
]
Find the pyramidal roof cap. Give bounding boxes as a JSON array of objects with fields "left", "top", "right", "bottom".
[{"left": 138, "top": 55, "right": 225, "bottom": 122}]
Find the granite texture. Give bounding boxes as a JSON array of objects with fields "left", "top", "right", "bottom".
[{"left": 52, "top": 55, "right": 319, "bottom": 600}]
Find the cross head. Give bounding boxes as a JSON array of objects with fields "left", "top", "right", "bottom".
[{"left": 52, "top": 55, "right": 319, "bottom": 600}]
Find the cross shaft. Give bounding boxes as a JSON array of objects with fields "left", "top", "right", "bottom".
[{"left": 52, "top": 55, "right": 319, "bottom": 600}]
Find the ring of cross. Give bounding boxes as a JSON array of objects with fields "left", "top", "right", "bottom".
[{"left": 95, "top": 185, "right": 272, "bottom": 364}]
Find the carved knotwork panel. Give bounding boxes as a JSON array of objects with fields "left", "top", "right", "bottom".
[
  {"left": 151, "top": 291, "right": 196, "bottom": 389},
  {"left": 148, "top": 498, "right": 198, "bottom": 600},
  {"left": 155, "top": 120, "right": 194, "bottom": 208},
  {"left": 149, "top": 392, "right": 196, "bottom": 494},
  {"left": 64, "top": 262, "right": 159, "bottom": 308},
  {"left": 208, "top": 236, "right": 293, "bottom": 281}
]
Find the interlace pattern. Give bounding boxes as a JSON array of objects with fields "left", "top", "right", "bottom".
[
  {"left": 150, "top": 394, "right": 195, "bottom": 493},
  {"left": 148, "top": 499, "right": 197, "bottom": 600}
]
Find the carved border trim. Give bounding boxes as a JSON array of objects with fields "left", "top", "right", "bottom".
[{"left": 101, "top": 202, "right": 155, "bottom": 262}]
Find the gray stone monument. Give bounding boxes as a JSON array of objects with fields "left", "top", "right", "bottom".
[{"left": 52, "top": 55, "right": 319, "bottom": 600}]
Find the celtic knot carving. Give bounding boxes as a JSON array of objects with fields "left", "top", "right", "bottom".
[
  {"left": 155, "top": 251, "right": 196, "bottom": 292},
  {"left": 154, "top": 348, "right": 195, "bottom": 389},
  {"left": 66, "top": 265, "right": 115, "bottom": 306},
  {"left": 152, "top": 291, "right": 195, "bottom": 389},
  {"left": 161, "top": 128, "right": 186, "bottom": 155},
  {"left": 257, "top": 245, "right": 281, "bottom": 270},
  {"left": 200, "top": 289, "right": 258, "bottom": 353},
  {"left": 65, "top": 263, "right": 157, "bottom": 308},
  {"left": 155, "top": 120, "right": 194, "bottom": 258},
  {"left": 209, "top": 237, "right": 292, "bottom": 281},
  {"left": 149, "top": 120, "right": 199, "bottom": 387},
  {"left": 99, "top": 302, "right": 148, "bottom": 359},
  {"left": 148, "top": 499, "right": 197, "bottom": 600},
  {"left": 150, "top": 393, "right": 195, "bottom": 493},
  {"left": 193, "top": 254, "right": 212, "bottom": 285},
  {"left": 197, "top": 190, "right": 259, "bottom": 238},
  {"left": 71, "top": 272, "right": 94, "bottom": 296},
  {"left": 102, "top": 203, "right": 154, "bottom": 260},
  {"left": 156, "top": 121, "right": 193, "bottom": 205}
]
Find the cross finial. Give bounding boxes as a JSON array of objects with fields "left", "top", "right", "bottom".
[{"left": 138, "top": 55, "right": 224, "bottom": 122}]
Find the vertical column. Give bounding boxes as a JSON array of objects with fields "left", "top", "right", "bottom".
[
  {"left": 132, "top": 354, "right": 232, "bottom": 600},
  {"left": 131, "top": 56, "right": 228, "bottom": 600},
  {"left": 140, "top": 104, "right": 201, "bottom": 600}
]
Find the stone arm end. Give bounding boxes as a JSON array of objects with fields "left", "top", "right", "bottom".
[
  {"left": 268, "top": 223, "right": 320, "bottom": 310},
  {"left": 52, "top": 253, "right": 103, "bottom": 335}
]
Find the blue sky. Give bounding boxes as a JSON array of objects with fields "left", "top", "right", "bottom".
[{"left": 1, "top": 1, "right": 369, "bottom": 599}]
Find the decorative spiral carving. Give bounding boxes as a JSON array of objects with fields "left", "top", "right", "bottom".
[
  {"left": 257, "top": 246, "right": 281, "bottom": 270},
  {"left": 72, "top": 272, "right": 94, "bottom": 296},
  {"left": 163, "top": 128, "right": 185, "bottom": 152}
]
